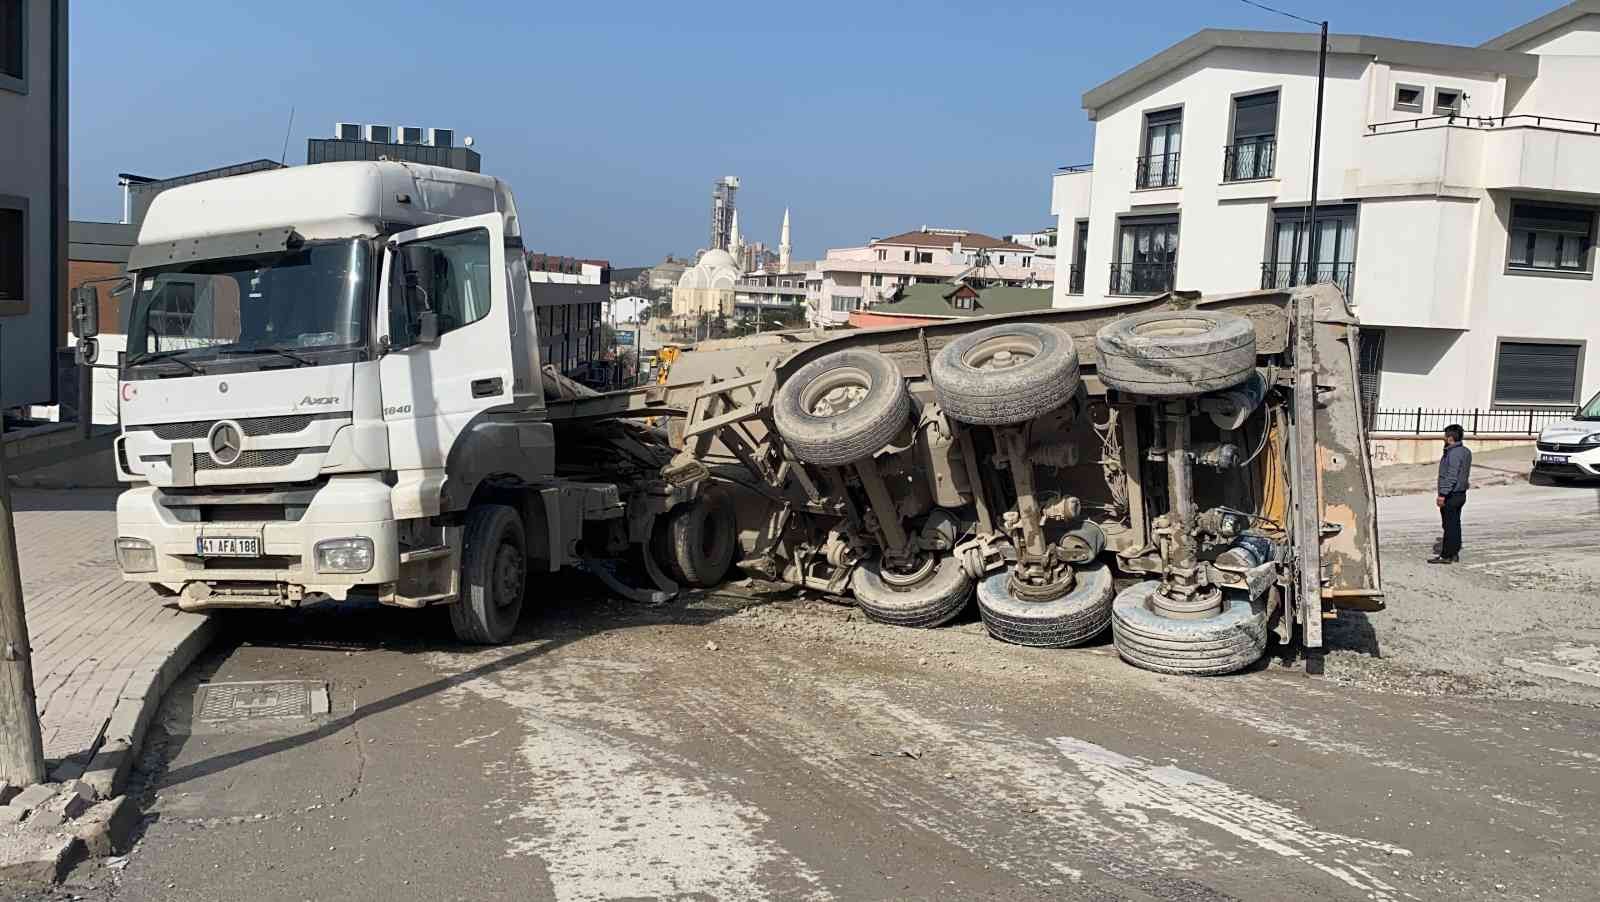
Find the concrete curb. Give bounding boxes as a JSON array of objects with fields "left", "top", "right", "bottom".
[{"left": 82, "top": 613, "right": 219, "bottom": 799}]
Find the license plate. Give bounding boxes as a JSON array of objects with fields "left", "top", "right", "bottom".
[
  {"left": 1540, "top": 454, "right": 1569, "bottom": 465},
  {"left": 197, "top": 536, "right": 261, "bottom": 557}
]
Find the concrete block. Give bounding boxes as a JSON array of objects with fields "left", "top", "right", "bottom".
[
  {"left": 23, "top": 809, "right": 64, "bottom": 833},
  {"left": 8, "top": 783, "right": 58, "bottom": 814},
  {"left": 72, "top": 797, "right": 137, "bottom": 858},
  {"left": 0, "top": 833, "right": 80, "bottom": 887},
  {"left": 50, "top": 782, "right": 94, "bottom": 819}
]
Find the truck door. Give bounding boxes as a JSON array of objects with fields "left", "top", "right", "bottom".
[{"left": 378, "top": 213, "right": 516, "bottom": 472}]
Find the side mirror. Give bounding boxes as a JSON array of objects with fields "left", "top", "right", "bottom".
[
  {"left": 416, "top": 311, "right": 440, "bottom": 346},
  {"left": 75, "top": 336, "right": 99, "bottom": 366},
  {"left": 71, "top": 285, "right": 100, "bottom": 338}
]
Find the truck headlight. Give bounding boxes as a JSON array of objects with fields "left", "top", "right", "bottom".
[
  {"left": 115, "top": 537, "right": 157, "bottom": 573},
  {"left": 315, "top": 537, "right": 374, "bottom": 573}
]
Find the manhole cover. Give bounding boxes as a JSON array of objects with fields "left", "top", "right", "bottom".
[{"left": 196, "top": 681, "right": 330, "bottom": 722}]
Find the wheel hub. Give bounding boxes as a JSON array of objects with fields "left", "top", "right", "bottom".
[
  {"left": 493, "top": 543, "right": 525, "bottom": 609},
  {"left": 801, "top": 366, "right": 873, "bottom": 418},
  {"left": 1151, "top": 583, "right": 1222, "bottom": 619},
  {"left": 880, "top": 553, "right": 937, "bottom": 588},
  {"left": 1008, "top": 567, "right": 1075, "bottom": 602},
  {"left": 965, "top": 335, "right": 1041, "bottom": 372}
]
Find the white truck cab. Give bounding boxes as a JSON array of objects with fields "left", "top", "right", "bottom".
[{"left": 112, "top": 161, "right": 623, "bottom": 642}]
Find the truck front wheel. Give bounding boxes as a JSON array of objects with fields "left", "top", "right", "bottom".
[{"left": 450, "top": 504, "right": 527, "bottom": 645}]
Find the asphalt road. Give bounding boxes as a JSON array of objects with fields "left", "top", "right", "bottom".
[{"left": 32, "top": 483, "right": 1600, "bottom": 902}]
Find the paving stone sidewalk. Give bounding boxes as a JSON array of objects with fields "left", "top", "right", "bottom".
[{"left": 12, "top": 489, "right": 216, "bottom": 796}]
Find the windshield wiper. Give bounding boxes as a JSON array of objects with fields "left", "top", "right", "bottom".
[
  {"left": 128, "top": 348, "right": 204, "bottom": 374},
  {"left": 219, "top": 345, "right": 317, "bottom": 366}
]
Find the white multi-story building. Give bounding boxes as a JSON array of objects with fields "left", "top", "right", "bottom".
[
  {"left": 812, "top": 227, "right": 1054, "bottom": 324},
  {"left": 1006, "top": 227, "right": 1059, "bottom": 259},
  {"left": 0, "top": 0, "right": 67, "bottom": 410},
  {"left": 1052, "top": 2, "right": 1600, "bottom": 415}
]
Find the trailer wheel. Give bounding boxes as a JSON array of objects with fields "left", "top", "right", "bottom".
[
  {"left": 1110, "top": 581, "right": 1267, "bottom": 675},
  {"left": 773, "top": 349, "right": 909, "bottom": 466},
  {"left": 666, "top": 486, "right": 738, "bottom": 588},
  {"left": 931, "top": 323, "right": 1080, "bottom": 425},
  {"left": 450, "top": 504, "right": 527, "bottom": 645},
  {"left": 850, "top": 554, "right": 972, "bottom": 628},
  {"left": 1095, "top": 310, "right": 1256, "bottom": 397},
  {"left": 975, "top": 562, "right": 1114, "bottom": 647}
]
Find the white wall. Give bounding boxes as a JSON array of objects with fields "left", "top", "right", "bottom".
[
  {"left": 1502, "top": 14, "right": 1600, "bottom": 55},
  {"left": 0, "top": 0, "right": 64, "bottom": 409}
]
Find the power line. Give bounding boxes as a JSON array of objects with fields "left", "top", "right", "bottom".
[{"left": 1237, "top": 0, "right": 1322, "bottom": 27}]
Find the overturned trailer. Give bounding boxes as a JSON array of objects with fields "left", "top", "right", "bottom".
[{"left": 549, "top": 283, "right": 1383, "bottom": 675}]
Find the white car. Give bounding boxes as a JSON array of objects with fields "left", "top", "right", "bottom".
[{"left": 1534, "top": 390, "right": 1600, "bottom": 481}]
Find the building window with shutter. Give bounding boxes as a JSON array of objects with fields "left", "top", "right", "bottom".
[
  {"left": 1492, "top": 340, "right": 1584, "bottom": 406},
  {"left": 1507, "top": 202, "right": 1595, "bottom": 275},
  {"left": 0, "top": 0, "right": 24, "bottom": 90},
  {"left": 0, "top": 206, "right": 22, "bottom": 311}
]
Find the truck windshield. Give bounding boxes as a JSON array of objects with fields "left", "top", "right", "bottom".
[
  {"left": 1577, "top": 390, "right": 1600, "bottom": 420},
  {"left": 125, "top": 239, "right": 371, "bottom": 370}
]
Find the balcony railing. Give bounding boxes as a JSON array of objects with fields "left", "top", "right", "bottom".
[
  {"left": 1367, "top": 113, "right": 1600, "bottom": 136},
  {"left": 1260, "top": 261, "right": 1355, "bottom": 299},
  {"left": 1134, "top": 152, "right": 1180, "bottom": 189},
  {"left": 1372, "top": 407, "right": 1575, "bottom": 437},
  {"left": 1068, "top": 265, "right": 1084, "bottom": 295},
  {"left": 1223, "top": 139, "right": 1276, "bottom": 182},
  {"left": 1109, "top": 262, "right": 1176, "bottom": 296}
]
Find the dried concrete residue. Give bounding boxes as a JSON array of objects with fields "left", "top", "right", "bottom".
[
  {"left": 424, "top": 651, "right": 831, "bottom": 902},
  {"left": 1051, "top": 736, "right": 1412, "bottom": 902}
]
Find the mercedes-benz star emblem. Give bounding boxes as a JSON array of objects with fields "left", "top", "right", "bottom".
[{"left": 207, "top": 421, "right": 243, "bottom": 466}]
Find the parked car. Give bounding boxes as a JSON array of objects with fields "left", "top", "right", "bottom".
[{"left": 1533, "top": 390, "right": 1600, "bottom": 482}]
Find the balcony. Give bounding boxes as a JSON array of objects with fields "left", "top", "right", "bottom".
[
  {"left": 1109, "top": 262, "right": 1175, "bottom": 296},
  {"left": 1359, "top": 114, "right": 1600, "bottom": 197},
  {"left": 1223, "top": 139, "right": 1276, "bottom": 182},
  {"left": 1134, "top": 152, "right": 1180, "bottom": 189},
  {"left": 1068, "top": 265, "right": 1084, "bottom": 296},
  {"left": 1260, "top": 261, "right": 1354, "bottom": 299}
]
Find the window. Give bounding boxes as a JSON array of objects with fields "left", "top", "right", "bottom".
[
  {"left": 903, "top": 251, "right": 911, "bottom": 262},
  {"left": 830, "top": 295, "right": 859, "bottom": 312},
  {"left": 953, "top": 295, "right": 975, "bottom": 310},
  {"left": 916, "top": 251, "right": 933, "bottom": 264},
  {"left": 1069, "top": 220, "right": 1088, "bottom": 295},
  {"left": 875, "top": 248, "right": 886, "bottom": 261},
  {"left": 1112, "top": 215, "right": 1179, "bottom": 295},
  {"left": 1226, "top": 90, "right": 1278, "bottom": 181},
  {"left": 1138, "top": 108, "right": 1182, "bottom": 188},
  {"left": 869, "top": 273, "right": 883, "bottom": 287},
  {"left": 1266, "top": 204, "right": 1357, "bottom": 298},
  {"left": 393, "top": 228, "right": 493, "bottom": 346},
  {"left": 1492, "top": 341, "right": 1583, "bottom": 406},
  {"left": 1022, "top": 256, "right": 1031, "bottom": 267},
  {"left": 997, "top": 255, "right": 1006, "bottom": 265},
  {"left": 401, "top": 126, "right": 425, "bottom": 144},
  {"left": 1394, "top": 84, "right": 1423, "bottom": 113},
  {"left": 1507, "top": 202, "right": 1594, "bottom": 274},
  {"left": 367, "top": 124, "right": 393, "bottom": 144},
  {"left": 1, "top": 0, "right": 22, "bottom": 88},
  {"left": 1433, "top": 88, "right": 1462, "bottom": 116},
  {"left": 1357, "top": 327, "right": 1385, "bottom": 427},
  {"left": 0, "top": 206, "right": 21, "bottom": 310}
]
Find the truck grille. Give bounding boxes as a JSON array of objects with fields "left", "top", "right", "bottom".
[
  {"left": 141, "top": 446, "right": 328, "bottom": 471},
  {"left": 132, "top": 414, "right": 324, "bottom": 441},
  {"left": 1537, "top": 441, "right": 1587, "bottom": 453}
]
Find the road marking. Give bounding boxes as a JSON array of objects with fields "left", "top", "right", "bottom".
[{"left": 1051, "top": 737, "right": 1413, "bottom": 902}]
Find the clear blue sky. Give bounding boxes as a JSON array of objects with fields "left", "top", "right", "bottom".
[{"left": 70, "top": 0, "right": 1550, "bottom": 265}]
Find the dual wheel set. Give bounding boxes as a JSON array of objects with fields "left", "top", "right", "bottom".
[{"left": 771, "top": 309, "right": 1274, "bottom": 676}]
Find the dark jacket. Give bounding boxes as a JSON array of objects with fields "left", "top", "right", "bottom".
[{"left": 1438, "top": 442, "right": 1472, "bottom": 495}]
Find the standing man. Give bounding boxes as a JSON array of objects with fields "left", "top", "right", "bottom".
[{"left": 1430, "top": 424, "right": 1472, "bottom": 564}]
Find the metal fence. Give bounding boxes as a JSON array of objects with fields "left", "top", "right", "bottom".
[{"left": 1370, "top": 407, "right": 1575, "bottom": 436}]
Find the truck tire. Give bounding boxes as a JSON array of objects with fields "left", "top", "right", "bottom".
[
  {"left": 773, "top": 349, "right": 909, "bottom": 466},
  {"left": 450, "top": 504, "right": 527, "bottom": 645},
  {"left": 1110, "top": 581, "right": 1267, "bottom": 675},
  {"left": 975, "top": 561, "right": 1114, "bottom": 648},
  {"left": 666, "top": 486, "right": 738, "bottom": 588},
  {"left": 931, "top": 323, "right": 1080, "bottom": 425},
  {"left": 1094, "top": 310, "right": 1256, "bottom": 397},
  {"left": 849, "top": 554, "right": 972, "bottom": 628}
]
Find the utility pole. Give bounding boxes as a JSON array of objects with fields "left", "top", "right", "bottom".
[
  {"left": 1305, "top": 21, "right": 1329, "bottom": 286},
  {"left": 0, "top": 402, "right": 46, "bottom": 784}
]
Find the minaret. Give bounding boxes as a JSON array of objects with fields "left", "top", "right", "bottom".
[
  {"left": 730, "top": 209, "right": 745, "bottom": 269},
  {"left": 778, "top": 208, "right": 792, "bottom": 271}
]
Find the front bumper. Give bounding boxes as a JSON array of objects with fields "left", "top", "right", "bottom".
[
  {"left": 1533, "top": 443, "right": 1600, "bottom": 479},
  {"left": 115, "top": 474, "right": 399, "bottom": 601}
]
